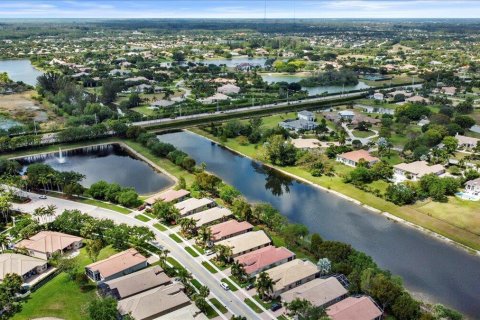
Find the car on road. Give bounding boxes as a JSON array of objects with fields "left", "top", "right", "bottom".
[
  {"left": 220, "top": 282, "right": 230, "bottom": 291},
  {"left": 39, "top": 195, "right": 47, "bottom": 199},
  {"left": 270, "top": 303, "right": 282, "bottom": 311}
]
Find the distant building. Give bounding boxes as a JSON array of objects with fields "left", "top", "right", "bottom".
[
  {"left": 356, "top": 104, "right": 395, "bottom": 115},
  {"left": 336, "top": 150, "right": 379, "bottom": 167},
  {"left": 282, "top": 277, "right": 348, "bottom": 308},
  {"left": 327, "top": 296, "right": 383, "bottom": 320},
  {"left": 217, "top": 84, "right": 240, "bottom": 95},
  {"left": 441, "top": 86, "right": 456, "bottom": 96},
  {"left": 393, "top": 161, "right": 445, "bottom": 182},
  {"left": 338, "top": 110, "right": 355, "bottom": 120},
  {"left": 298, "top": 110, "right": 315, "bottom": 122},
  {"left": 235, "top": 245, "right": 295, "bottom": 276},
  {"left": 85, "top": 248, "right": 148, "bottom": 283},
  {"left": 373, "top": 93, "right": 384, "bottom": 100},
  {"left": 406, "top": 95, "right": 429, "bottom": 104},
  {"left": 464, "top": 178, "right": 480, "bottom": 199},
  {"left": 15, "top": 231, "right": 83, "bottom": 260},
  {"left": 150, "top": 100, "right": 175, "bottom": 108}
]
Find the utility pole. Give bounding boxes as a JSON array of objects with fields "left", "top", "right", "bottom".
[{"left": 33, "top": 120, "right": 37, "bottom": 135}]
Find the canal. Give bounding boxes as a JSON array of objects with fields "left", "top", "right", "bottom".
[{"left": 158, "top": 130, "right": 480, "bottom": 318}]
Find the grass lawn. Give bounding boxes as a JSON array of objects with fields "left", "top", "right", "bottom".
[
  {"left": 166, "top": 257, "right": 187, "bottom": 272},
  {"left": 201, "top": 261, "right": 218, "bottom": 274},
  {"left": 209, "top": 298, "right": 228, "bottom": 314},
  {"left": 169, "top": 233, "right": 183, "bottom": 243},
  {"left": 191, "top": 279, "right": 202, "bottom": 290},
  {"left": 185, "top": 246, "right": 199, "bottom": 257},
  {"left": 351, "top": 129, "right": 375, "bottom": 138},
  {"left": 253, "top": 295, "right": 281, "bottom": 309},
  {"left": 132, "top": 105, "right": 157, "bottom": 117},
  {"left": 221, "top": 278, "right": 238, "bottom": 292},
  {"left": 76, "top": 198, "right": 132, "bottom": 214},
  {"left": 277, "top": 315, "right": 288, "bottom": 320},
  {"left": 193, "top": 244, "right": 205, "bottom": 254},
  {"left": 244, "top": 298, "right": 263, "bottom": 313},
  {"left": 143, "top": 211, "right": 156, "bottom": 219},
  {"left": 13, "top": 247, "right": 116, "bottom": 320},
  {"left": 134, "top": 214, "right": 151, "bottom": 222},
  {"left": 204, "top": 304, "right": 219, "bottom": 319},
  {"left": 154, "top": 223, "right": 168, "bottom": 231}
]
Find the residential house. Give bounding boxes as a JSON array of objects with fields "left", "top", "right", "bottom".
[
  {"left": 441, "top": 86, "right": 456, "bottom": 96},
  {"left": 210, "top": 220, "right": 253, "bottom": 242},
  {"left": 327, "top": 296, "right": 383, "bottom": 320},
  {"left": 0, "top": 253, "right": 48, "bottom": 283},
  {"left": 393, "top": 161, "right": 445, "bottom": 182},
  {"left": 464, "top": 178, "right": 480, "bottom": 199},
  {"left": 201, "top": 93, "right": 231, "bottom": 104},
  {"left": 144, "top": 189, "right": 190, "bottom": 207},
  {"left": 338, "top": 110, "right": 355, "bottom": 120},
  {"left": 455, "top": 134, "right": 479, "bottom": 149},
  {"left": 100, "top": 266, "right": 170, "bottom": 300},
  {"left": 189, "top": 207, "right": 233, "bottom": 228},
  {"left": 336, "top": 150, "right": 379, "bottom": 167},
  {"left": 174, "top": 198, "right": 216, "bottom": 217},
  {"left": 150, "top": 99, "right": 175, "bottom": 109},
  {"left": 117, "top": 283, "right": 192, "bottom": 320},
  {"left": 290, "top": 138, "right": 321, "bottom": 150},
  {"left": 235, "top": 245, "right": 295, "bottom": 276},
  {"left": 217, "top": 84, "right": 240, "bottom": 95},
  {"left": 156, "top": 304, "right": 207, "bottom": 320},
  {"left": 15, "top": 231, "right": 83, "bottom": 260},
  {"left": 356, "top": 104, "right": 395, "bottom": 115},
  {"left": 282, "top": 277, "right": 348, "bottom": 308},
  {"left": 373, "top": 93, "right": 384, "bottom": 101},
  {"left": 263, "top": 259, "right": 320, "bottom": 297},
  {"left": 298, "top": 110, "right": 315, "bottom": 122},
  {"left": 85, "top": 248, "right": 148, "bottom": 283},
  {"left": 216, "top": 230, "right": 271, "bottom": 258},
  {"left": 279, "top": 119, "right": 318, "bottom": 132}
]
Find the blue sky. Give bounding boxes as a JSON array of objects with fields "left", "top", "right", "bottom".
[{"left": 0, "top": 1, "right": 479, "bottom": 19}]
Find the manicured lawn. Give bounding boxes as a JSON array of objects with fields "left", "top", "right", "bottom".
[
  {"left": 169, "top": 233, "right": 183, "bottom": 243},
  {"left": 166, "top": 257, "right": 187, "bottom": 272},
  {"left": 229, "top": 275, "right": 249, "bottom": 288},
  {"left": 193, "top": 244, "right": 205, "bottom": 254},
  {"left": 204, "top": 304, "right": 219, "bottom": 319},
  {"left": 351, "top": 129, "right": 375, "bottom": 138},
  {"left": 277, "top": 315, "right": 288, "bottom": 320},
  {"left": 132, "top": 105, "right": 157, "bottom": 117},
  {"left": 210, "top": 298, "right": 228, "bottom": 314},
  {"left": 221, "top": 278, "right": 238, "bottom": 291},
  {"left": 143, "top": 211, "right": 156, "bottom": 219},
  {"left": 191, "top": 279, "right": 202, "bottom": 290},
  {"left": 154, "top": 223, "right": 168, "bottom": 231},
  {"left": 185, "top": 246, "right": 199, "bottom": 257},
  {"left": 135, "top": 214, "right": 151, "bottom": 222},
  {"left": 201, "top": 261, "right": 218, "bottom": 274},
  {"left": 244, "top": 298, "right": 263, "bottom": 313},
  {"left": 253, "top": 294, "right": 281, "bottom": 309},
  {"left": 76, "top": 198, "right": 132, "bottom": 214}
]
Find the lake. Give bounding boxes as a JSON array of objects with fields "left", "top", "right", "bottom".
[
  {"left": 0, "top": 59, "right": 44, "bottom": 86},
  {"left": 260, "top": 73, "right": 370, "bottom": 96},
  {"left": 190, "top": 56, "right": 268, "bottom": 68},
  {"left": 17, "top": 144, "right": 173, "bottom": 195},
  {"left": 158, "top": 130, "right": 480, "bottom": 318}
]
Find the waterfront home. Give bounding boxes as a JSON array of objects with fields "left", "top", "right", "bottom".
[
  {"left": 298, "top": 110, "right": 315, "bottom": 122},
  {"left": 174, "top": 198, "right": 216, "bottom": 217},
  {"left": 290, "top": 138, "right": 321, "bottom": 150},
  {"left": 235, "top": 245, "right": 295, "bottom": 276},
  {"left": 15, "top": 231, "right": 83, "bottom": 260},
  {"left": 336, "top": 150, "right": 379, "bottom": 167},
  {"left": 356, "top": 104, "right": 395, "bottom": 115},
  {"left": 279, "top": 119, "right": 318, "bottom": 132},
  {"left": 85, "top": 248, "right": 148, "bottom": 283},
  {"left": 216, "top": 230, "right": 271, "bottom": 257},
  {"left": 144, "top": 189, "right": 190, "bottom": 207},
  {"left": 217, "top": 84, "right": 240, "bottom": 95},
  {"left": 455, "top": 133, "right": 479, "bottom": 149},
  {"left": 393, "top": 161, "right": 445, "bottom": 182},
  {"left": 210, "top": 220, "right": 253, "bottom": 242},
  {"left": 338, "top": 110, "right": 355, "bottom": 120},
  {"left": 263, "top": 259, "right": 320, "bottom": 298},
  {"left": 189, "top": 207, "right": 233, "bottom": 228},
  {"left": 100, "top": 266, "right": 170, "bottom": 300},
  {"left": 282, "top": 277, "right": 348, "bottom": 308},
  {"left": 117, "top": 283, "right": 194, "bottom": 320},
  {"left": 327, "top": 296, "right": 383, "bottom": 320},
  {"left": 0, "top": 253, "right": 48, "bottom": 283},
  {"left": 464, "top": 178, "right": 480, "bottom": 199}
]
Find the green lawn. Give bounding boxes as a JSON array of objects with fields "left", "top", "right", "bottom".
[
  {"left": 185, "top": 246, "right": 199, "bottom": 257},
  {"left": 253, "top": 295, "right": 281, "bottom": 309},
  {"left": 193, "top": 244, "right": 205, "bottom": 254},
  {"left": 244, "top": 298, "right": 263, "bottom": 313},
  {"left": 169, "top": 233, "right": 183, "bottom": 243},
  {"left": 166, "top": 257, "right": 187, "bottom": 272},
  {"left": 201, "top": 261, "right": 218, "bottom": 274},
  {"left": 76, "top": 198, "right": 132, "bottom": 214},
  {"left": 13, "top": 246, "right": 116, "bottom": 320},
  {"left": 154, "top": 223, "right": 168, "bottom": 231},
  {"left": 132, "top": 105, "right": 157, "bottom": 117},
  {"left": 210, "top": 298, "right": 228, "bottom": 314},
  {"left": 204, "top": 304, "right": 219, "bottom": 319},
  {"left": 221, "top": 278, "right": 238, "bottom": 292},
  {"left": 351, "top": 129, "right": 375, "bottom": 138},
  {"left": 191, "top": 279, "right": 202, "bottom": 290},
  {"left": 135, "top": 214, "right": 151, "bottom": 222}
]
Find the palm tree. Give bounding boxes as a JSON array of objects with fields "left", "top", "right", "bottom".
[
  {"left": 176, "top": 268, "right": 192, "bottom": 286},
  {"left": 179, "top": 218, "right": 197, "bottom": 237},
  {"left": 215, "top": 244, "right": 233, "bottom": 265},
  {"left": 198, "top": 285, "right": 210, "bottom": 299},
  {"left": 158, "top": 249, "right": 170, "bottom": 269},
  {"left": 256, "top": 272, "right": 274, "bottom": 300},
  {"left": 230, "top": 260, "right": 247, "bottom": 281},
  {"left": 0, "top": 193, "right": 12, "bottom": 223},
  {"left": 44, "top": 205, "right": 57, "bottom": 223},
  {"left": 197, "top": 225, "right": 212, "bottom": 247},
  {"left": 33, "top": 206, "right": 47, "bottom": 223},
  {"left": 0, "top": 234, "right": 9, "bottom": 252}
]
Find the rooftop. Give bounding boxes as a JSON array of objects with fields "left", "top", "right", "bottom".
[
  {"left": 466, "top": 177, "right": 480, "bottom": 187},
  {"left": 282, "top": 277, "right": 348, "bottom": 306},
  {"left": 174, "top": 198, "right": 215, "bottom": 216},
  {"left": 338, "top": 150, "right": 379, "bottom": 163},
  {"left": 145, "top": 189, "right": 190, "bottom": 205},
  {"left": 210, "top": 220, "right": 253, "bottom": 241},
  {"left": 216, "top": 230, "right": 271, "bottom": 256},
  {"left": 0, "top": 253, "right": 46, "bottom": 281},
  {"left": 264, "top": 259, "right": 319, "bottom": 292},
  {"left": 15, "top": 231, "right": 82, "bottom": 254},
  {"left": 189, "top": 207, "right": 233, "bottom": 227},
  {"left": 394, "top": 161, "right": 445, "bottom": 177},
  {"left": 327, "top": 296, "right": 383, "bottom": 320},
  {"left": 86, "top": 248, "right": 147, "bottom": 278},
  {"left": 236, "top": 245, "right": 295, "bottom": 275},
  {"left": 290, "top": 138, "right": 321, "bottom": 149}
]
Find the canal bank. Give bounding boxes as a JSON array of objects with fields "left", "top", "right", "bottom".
[{"left": 158, "top": 130, "right": 480, "bottom": 318}]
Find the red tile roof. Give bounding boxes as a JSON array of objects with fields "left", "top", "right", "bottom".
[
  {"left": 235, "top": 246, "right": 295, "bottom": 275},
  {"left": 338, "top": 150, "right": 379, "bottom": 163},
  {"left": 327, "top": 296, "right": 383, "bottom": 320},
  {"left": 86, "top": 248, "right": 147, "bottom": 278},
  {"left": 210, "top": 220, "right": 253, "bottom": 241}
]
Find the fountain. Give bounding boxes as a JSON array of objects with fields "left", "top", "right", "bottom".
[{"left": 57, "top": 147, "right": 66, "bottom": 164}]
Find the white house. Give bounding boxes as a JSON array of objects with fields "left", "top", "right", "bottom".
[
  {"left": 298, "top": 110, "right": 315, "bottom": 122},
  {"left": 373, "top": 93, "right": 384, "bottom": 100},
  {"left": 463, "top": 178, "right": 480, "bottom": 201},
  {"left": 393, "top": 161, "right": 445, "bottom": 182}
]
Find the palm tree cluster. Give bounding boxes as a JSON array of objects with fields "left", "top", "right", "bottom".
[
  {"left": 196, "top": 225, "right": 213, "bottom": 248},
  {"left": 33, "top": 205, "right": 57, "bottom": 224},
  {"left": 25, "top": 163, "right": 85, "bottom": 197},
  {"left": 256, "top": 272, "right": 274, "bottom": 300},
  {"left": 179, "top": 217, "right": 197, "bottom": 237},
  {"left": 214, "top": 244, "right": 233, "bottom": 266}
]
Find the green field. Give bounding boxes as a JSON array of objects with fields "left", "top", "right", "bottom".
[
  {"left": 154, "top": 223, "right": 168, "bottom": 231},
  {"left": 352, "top": 129, "right": 376, "bottom": 138}
]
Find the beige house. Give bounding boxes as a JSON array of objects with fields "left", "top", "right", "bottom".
[
  {"left": 189, "top": 207, "right": 233, "bottom": 228},
  {"left": 174, "top": 198, "right": 216, "bottom": 217},
  {"left": 85, "top": 248, "right": 148, "bottom": 283},
  {"left": 263, "top": 259, "right": 320, "bottom": 297},
  {"left": 144, "top": 189, "right": 190, "bottom": 207},
  {"left": 15, "top": 231, "right": 83, "bottom": 260},
  {"left": 336, "top": 150, "right": 379, "bottom": 167},
  {"left": 282, "top": 277, "right": 348, "bottom": 308},
  {"left": 117, "top": 283, "right": 191, "bottom": 320},
  {"left": 0, "top": 253, "right": 48, "bottom": 283},
  {"left": 100, "top": 266, "right": 170, "bottom": 300},
  {"left": 216, "top": 230, "right": 271, "bottom": 257},
  {"left": 455, "top": 133, "right": 479, "bottom": 149},
  {"left": 210, "top": 220, "right": 253, "bottom": 242},
  {"left": 393, "top": 161, "right": 445, "bottom": 182}
]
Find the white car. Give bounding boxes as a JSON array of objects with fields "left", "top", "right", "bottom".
[
  {"left": 39, "top": 195, "right": 47, "bottom": 199},
  {"left": 205, "top": 249, "right": 215, "bottom": 256},
  {"left": 220, "top": 282, "right": 230, "bottom": 291}
]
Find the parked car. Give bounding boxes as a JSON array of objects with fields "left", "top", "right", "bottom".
[
  {"left": 245, "top": 283, "right": 255, "bottom": 290},
  {"left": 205, "top": 249, "right": 215, "bottom": 256},
  {"left": 271, "top": 303, "right": 282, "bottom": 311},
  {"left": 39, "top": 195, "right": 47, "bottom": 199},
  {"left": 220, "top": 282, "right": 230, "bottom": 291}
]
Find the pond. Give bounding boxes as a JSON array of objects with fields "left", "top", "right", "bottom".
[
  {"left": 0, "top": 117, "right": 21, "bottom": 131},
  {"left": 260, "top": 73, "right": 370, "bottom": 96},
  {"left": 158, "top": 130, "right": 480, "bottom": 318},
  {"left": 17, "top": 144, "right": 174, "bottom": 195},
  {"left": 189, "top": 56, "right": 268, "bottom": 68},
  {"left": 0, "top": 59, "right": 44, "bottom": 86}
]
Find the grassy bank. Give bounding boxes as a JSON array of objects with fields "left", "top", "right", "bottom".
[{"left": 189, "top": 127, "right": 480, "bottom": 252}]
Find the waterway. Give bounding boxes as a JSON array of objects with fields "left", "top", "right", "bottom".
[
  {"left": 17, "top": 144, "right": 173, "bottom": 195},
  {"left": 158, "top": 130, "right": 480, "bottom": 318},
  {"left": 0, "top": 59, "right": 44, "bottom": 86}
]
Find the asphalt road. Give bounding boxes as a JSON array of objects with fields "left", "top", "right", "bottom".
[{"left": 12, "top": 192, "right": 271, "bottom": 320}]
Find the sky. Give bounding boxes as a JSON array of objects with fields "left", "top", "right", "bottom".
[{"left": 0, "top": 1, "right": 479, "bottom": 19}]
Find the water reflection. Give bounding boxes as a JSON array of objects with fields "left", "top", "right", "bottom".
[{"left": 251, "top": 161, "right": 292, "bottom": 196}]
